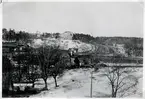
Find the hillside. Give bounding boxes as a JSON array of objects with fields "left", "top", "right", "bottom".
[
  {"left": 2, "top": 29, "right": 143, "bottom": 57},
  {"left": 30, "top": 32, "right": 143, "bottom": 57},
  {"left": 31, "top": 38, "right": 96, "bottom": 53},
  {"left": 30, "top": 37, "right": 126, "bottom": 56},
  {"left": 73, "top": 33, "right": 143, "bottom": 57}
]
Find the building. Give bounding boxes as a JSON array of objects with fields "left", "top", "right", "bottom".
[
  {"left": 60, "top": 31, "right": 73, "bottom": 40},
  {"left": 2, "top": 42, "right": 17, "bottom": 92},
  {"left": 3, "top": 42, "right": 17, "bottom": 56},
  {"left": 2, "top": 41, "right": 28, "bottom": 92},
  {"left": 113, "top": 44, "right": 127, "bottom": 56},
  {"left": 69, "top": 48, "right": 94, "bottom": 67}
]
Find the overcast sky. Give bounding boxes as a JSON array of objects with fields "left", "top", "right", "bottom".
[{"left": 3, "top": 2, "right": 143, "bottom": 37}]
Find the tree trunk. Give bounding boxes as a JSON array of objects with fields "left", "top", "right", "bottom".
[
  {"left": 32, "top": 82, "right": 35, "bottom": 88},
  {"left": 70, "top": 57, "right": 71, "bottom": 67},
  {"left": 54, "top": 76, "right": 58, "bottom": 87},
  {"left": 112, "top": 84, "right": 116, "bottom": 97},
  {"left": 114, "top": 90, "right": 117, "bottom": 97},
  {"left": 10, "top": 80, "right": 14, "bottom": 91},
  {"left": 112, "top": 92, "right": 116, "bottom": 97},
  {"left": 43, "top": 78, "right": 48, "bottom": 90},
  {"left": 114, "top": 92, "right": 117, "bottom": 97},
  {"left": 112, "top": 94, "right": 116, "bottom": 97}
]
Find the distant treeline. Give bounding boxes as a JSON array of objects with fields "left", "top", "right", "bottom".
[{"left": 73, "top": 33, "right": 143, "bottom": 46}]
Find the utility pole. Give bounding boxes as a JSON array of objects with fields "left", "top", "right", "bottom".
[{"left": 90, "top": 70, "right": 93, "bottom": 98}]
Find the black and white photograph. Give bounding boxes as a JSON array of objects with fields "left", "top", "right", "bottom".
[{"left": 2, "top": 1, "right": 144, "bottom": 98}]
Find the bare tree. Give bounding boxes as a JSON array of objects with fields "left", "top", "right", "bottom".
[
  {"left": 36, "top": 45, "right": 59, "bottom": 90},
  {"left": 26, "top": 53, "right": 40, "bottom": 88},
  {"left": 99, "top": 67, "right": 138, "bottom": 97},
  {"left": 49, "top": 50, "right": 69, "bottom": 87}
]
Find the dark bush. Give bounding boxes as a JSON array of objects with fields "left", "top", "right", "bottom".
[
  {"left": 24, "top": 86, "right": 39, "bottom": 94},
  {"left": 24, "top": 86, "right": 31, "bottom": 92},
  {"left": 100, "top": 63, "right": 107, "bottom": 67}
]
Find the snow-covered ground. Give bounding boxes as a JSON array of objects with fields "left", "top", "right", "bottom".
[
  {"left": 30, "top": 68, "right": 143, "bottom": 98},
  {"left": 105, "top": 63, "right": 143, "bottom": 67}
]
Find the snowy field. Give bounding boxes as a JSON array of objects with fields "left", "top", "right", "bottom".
[{"left": 30, "top": 68, "right": 143, "bottom": 98}]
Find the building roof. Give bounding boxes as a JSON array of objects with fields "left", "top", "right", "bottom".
[
  {"left": 3, "top": 42, "right": 17, "bottom": 48},
  {"left": 72, "top": 51, "right": 93, "bottom": 58},
  {"left": 3, "top": 42, "right": 25, "bottom": 48}
]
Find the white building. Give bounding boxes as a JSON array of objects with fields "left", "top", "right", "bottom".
[
  {"left": 60, "top": 31, "right": 73, "bottom": 40},
  {"left": 113, "top": 44, "right": 127, "bottom": 56}
]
